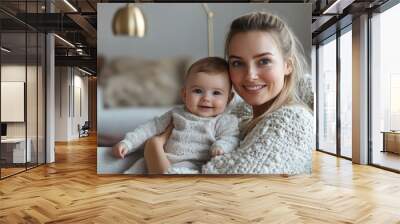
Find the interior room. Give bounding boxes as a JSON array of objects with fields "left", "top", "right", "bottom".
[{"left": 0, "top": 0, "right": 399, "bottom": 223}]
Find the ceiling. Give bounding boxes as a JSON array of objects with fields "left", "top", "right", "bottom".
[{"left": 0, "top": 0, "right": 392, "bottom": 75}]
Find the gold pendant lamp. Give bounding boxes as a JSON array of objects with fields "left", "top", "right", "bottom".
[{"left": 112, "top": 3, "right": 146, "bottom": 37}]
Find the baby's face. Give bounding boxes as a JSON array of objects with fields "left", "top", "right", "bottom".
[{"left": 182, "top": 72, "right": 231, "bottom": 117}]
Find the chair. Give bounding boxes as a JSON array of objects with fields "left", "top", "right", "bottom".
[{"left": 79, "top": 121, "right": 90, "bottom": 138}]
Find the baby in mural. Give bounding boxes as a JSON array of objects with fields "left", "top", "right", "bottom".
[{"left": 112, "top": 57, "right": 239, "bottom": 174}]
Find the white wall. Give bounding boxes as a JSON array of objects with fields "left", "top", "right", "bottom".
[
  {"left": 72, "top": 73, "right": 89, "bottom": 138},
  {"left": 55, "top": 67, "right": 89, "bottom": 141},
  {"left": 55, "top": 67, "right": 69, "bottom": 141},
  {"left": 98, "top": 3, "right": 312, "bottom": 63}
]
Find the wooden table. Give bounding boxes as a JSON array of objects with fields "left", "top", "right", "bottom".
[{"left": 381, "top": 131, "right": 400, "bottom": 154}]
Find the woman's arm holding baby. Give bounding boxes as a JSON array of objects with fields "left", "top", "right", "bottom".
[
  {"left": 144, "top": 124, "right": 173, "bottom": 174},
  {"left": 203, "top": 105, "right": 314, "bottom": 175}
]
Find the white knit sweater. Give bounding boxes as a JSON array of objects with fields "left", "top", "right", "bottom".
[
  {"left": 120, "top": 106, "right": 239, "bottom": 171},
  {"left": 200, "top": 102, "right": 314, "bottom": 175}
]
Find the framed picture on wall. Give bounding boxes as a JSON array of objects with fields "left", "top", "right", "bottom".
[
  {"left": 1, "top": 81, "right": 25, "bottom": 122},
  {"left": 97, "top": 3, "right": 313, "bottom": 175}
]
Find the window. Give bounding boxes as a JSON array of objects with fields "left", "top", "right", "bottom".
[
  {"left": 340, "top": 28, "right": 352, "bottom": 158},
  {"left": 317, "top": 36, "right": 337, "bottom": 155},
  {"left": 370, "top": 2, "right": 400, "bottom": 171}
]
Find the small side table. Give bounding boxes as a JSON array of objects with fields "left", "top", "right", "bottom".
[{"left": 381, "top": 131, "right": 400, "bottom": 154}]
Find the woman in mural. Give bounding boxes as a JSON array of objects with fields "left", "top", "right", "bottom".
[{"left": 144, "top": 12, "right": 314, "bottom": 174}]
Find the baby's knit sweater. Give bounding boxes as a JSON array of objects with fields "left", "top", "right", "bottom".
[
  {"left": 201, "top": 102, "right": 314, "bottom": 175},
  {"left": 120, "top": 106, "right": 239, "bottom": 166}
]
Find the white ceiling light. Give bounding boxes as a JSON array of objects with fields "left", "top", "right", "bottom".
[
  {"left": 1, "top": 47, "right": 11, "bottom": 53},
  {"left": 54, "top": 34, "right": 75, "bottom": 48},
  {"left": 63, "top": 0, "right": 78, "bottom": 12},
  {"left": 78, "top": 67, "right": 93, "bottom": 76},
  {"left": 323, "top": 0, "right": 354, "bottom": 15}
]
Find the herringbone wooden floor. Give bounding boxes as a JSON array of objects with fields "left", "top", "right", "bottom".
[{"left": 1, "top": 134, "right": 400, "bottom": 223}]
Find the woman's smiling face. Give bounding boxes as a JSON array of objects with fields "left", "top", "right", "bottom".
[{"left": 228, "top": 31, "right": 292, "bottom": 112}]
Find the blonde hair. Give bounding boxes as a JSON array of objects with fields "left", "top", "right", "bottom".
[{"left": 225, "top": 12, "right": 309, "bottom": 135}]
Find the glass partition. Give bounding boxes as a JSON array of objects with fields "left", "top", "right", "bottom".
[
  {"left": 0, "top": 1, "right": 46, "bottom": 179},
  {"left": 27, "top": 30, "right": 38, "bottom": 169},
  {"left": 38, "top": 32, "right": 45, "bottom": 165},
  {"left": 317, "top": 36, "right": 337, "bottom": 155},
  {"left": 1, "top": 31, "right": 28, "bottom": 178}
]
